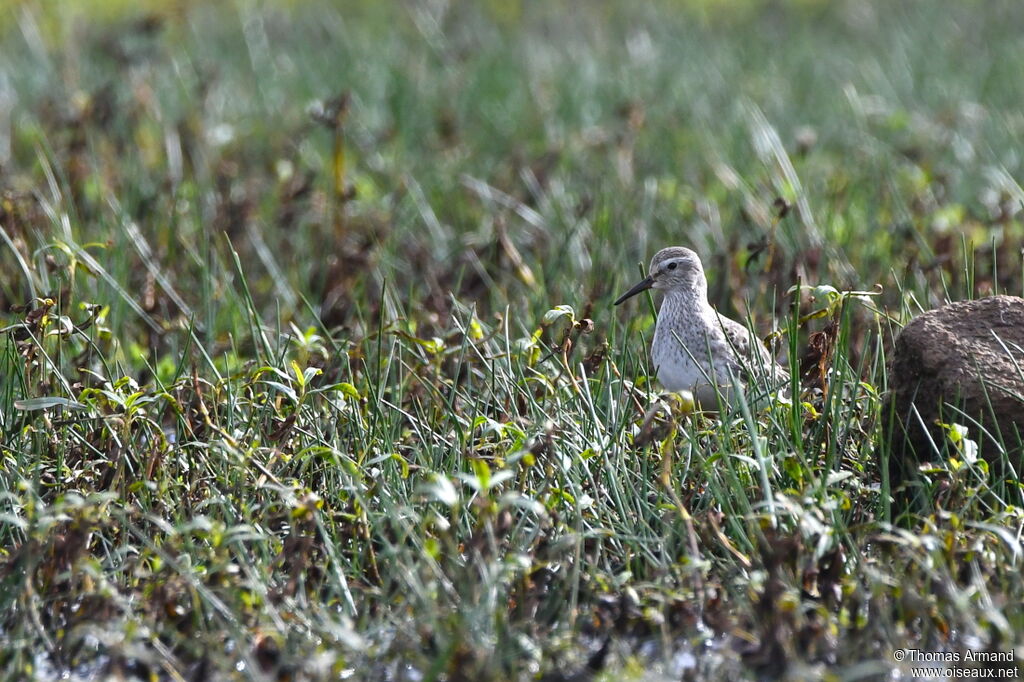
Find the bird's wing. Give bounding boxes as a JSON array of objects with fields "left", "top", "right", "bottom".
[
  {"left": 716, "top": 313, "right": 788, "bottom": 380},
  {"left": 716, "top": 314, "right": 758, "bottom": 359}
]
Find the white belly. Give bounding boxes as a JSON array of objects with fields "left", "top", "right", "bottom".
[
  {"left": 653, "top": 341, "right": 703, "bottom": 391},
  {"left": 652, "top": 320, "right": 735, "bottom": 405}
]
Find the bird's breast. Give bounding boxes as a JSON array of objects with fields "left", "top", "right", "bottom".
[{"left": 651, "top": 323, "right": 704, "bottom": 391}]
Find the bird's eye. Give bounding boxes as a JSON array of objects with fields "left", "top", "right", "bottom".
[{"left": 667, "top": 262, "right": 678, "bottom": 271}]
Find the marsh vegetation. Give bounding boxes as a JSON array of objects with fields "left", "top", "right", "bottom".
[{"left": 1, "top": 1, "right": 1023, "bottom": 679}]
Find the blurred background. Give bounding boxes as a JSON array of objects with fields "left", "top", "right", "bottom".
[{"left": 2, "top": 0, "right": 1023, "bottom": 356}]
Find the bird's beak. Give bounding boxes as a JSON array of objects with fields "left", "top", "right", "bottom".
[{"left": 614, "top": 275, "right": 655, "bottom": 305}]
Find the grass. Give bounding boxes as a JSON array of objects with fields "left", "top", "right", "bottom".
[{"left": 1, "top": 0, "right": 1024, "bottom": 679}]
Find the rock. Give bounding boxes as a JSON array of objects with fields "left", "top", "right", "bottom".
[{"left": 884, "top": 295, "right": 1024, "bottom": 488}]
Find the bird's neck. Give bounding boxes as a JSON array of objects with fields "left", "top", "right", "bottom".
[{"left": 662, "top": 284, "right": 711, "bottom": 312}]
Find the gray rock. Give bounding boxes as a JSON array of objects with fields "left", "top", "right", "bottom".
[{"left": 884, "top": 295, "right": 1024, "bottom": 488}]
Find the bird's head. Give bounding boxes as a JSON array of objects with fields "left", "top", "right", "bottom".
[{"left": 614, "top": 247, "right": 706, "bottom": 305}]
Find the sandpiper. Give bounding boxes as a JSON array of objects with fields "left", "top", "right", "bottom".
[{"left": 615, "top": 246, "right": 788, "bottom": 407}]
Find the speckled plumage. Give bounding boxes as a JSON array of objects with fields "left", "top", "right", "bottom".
[{"left": 615, "top": 246, "right": 787, "bottom": 406}]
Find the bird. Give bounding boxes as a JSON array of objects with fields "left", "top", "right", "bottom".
[{"left": 614, "top": 246, "right": 788, "bottom": 409}]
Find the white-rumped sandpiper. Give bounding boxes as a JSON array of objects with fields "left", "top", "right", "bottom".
[{"left": 615, "top": 246, "right": 788, "bottom": 408}]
